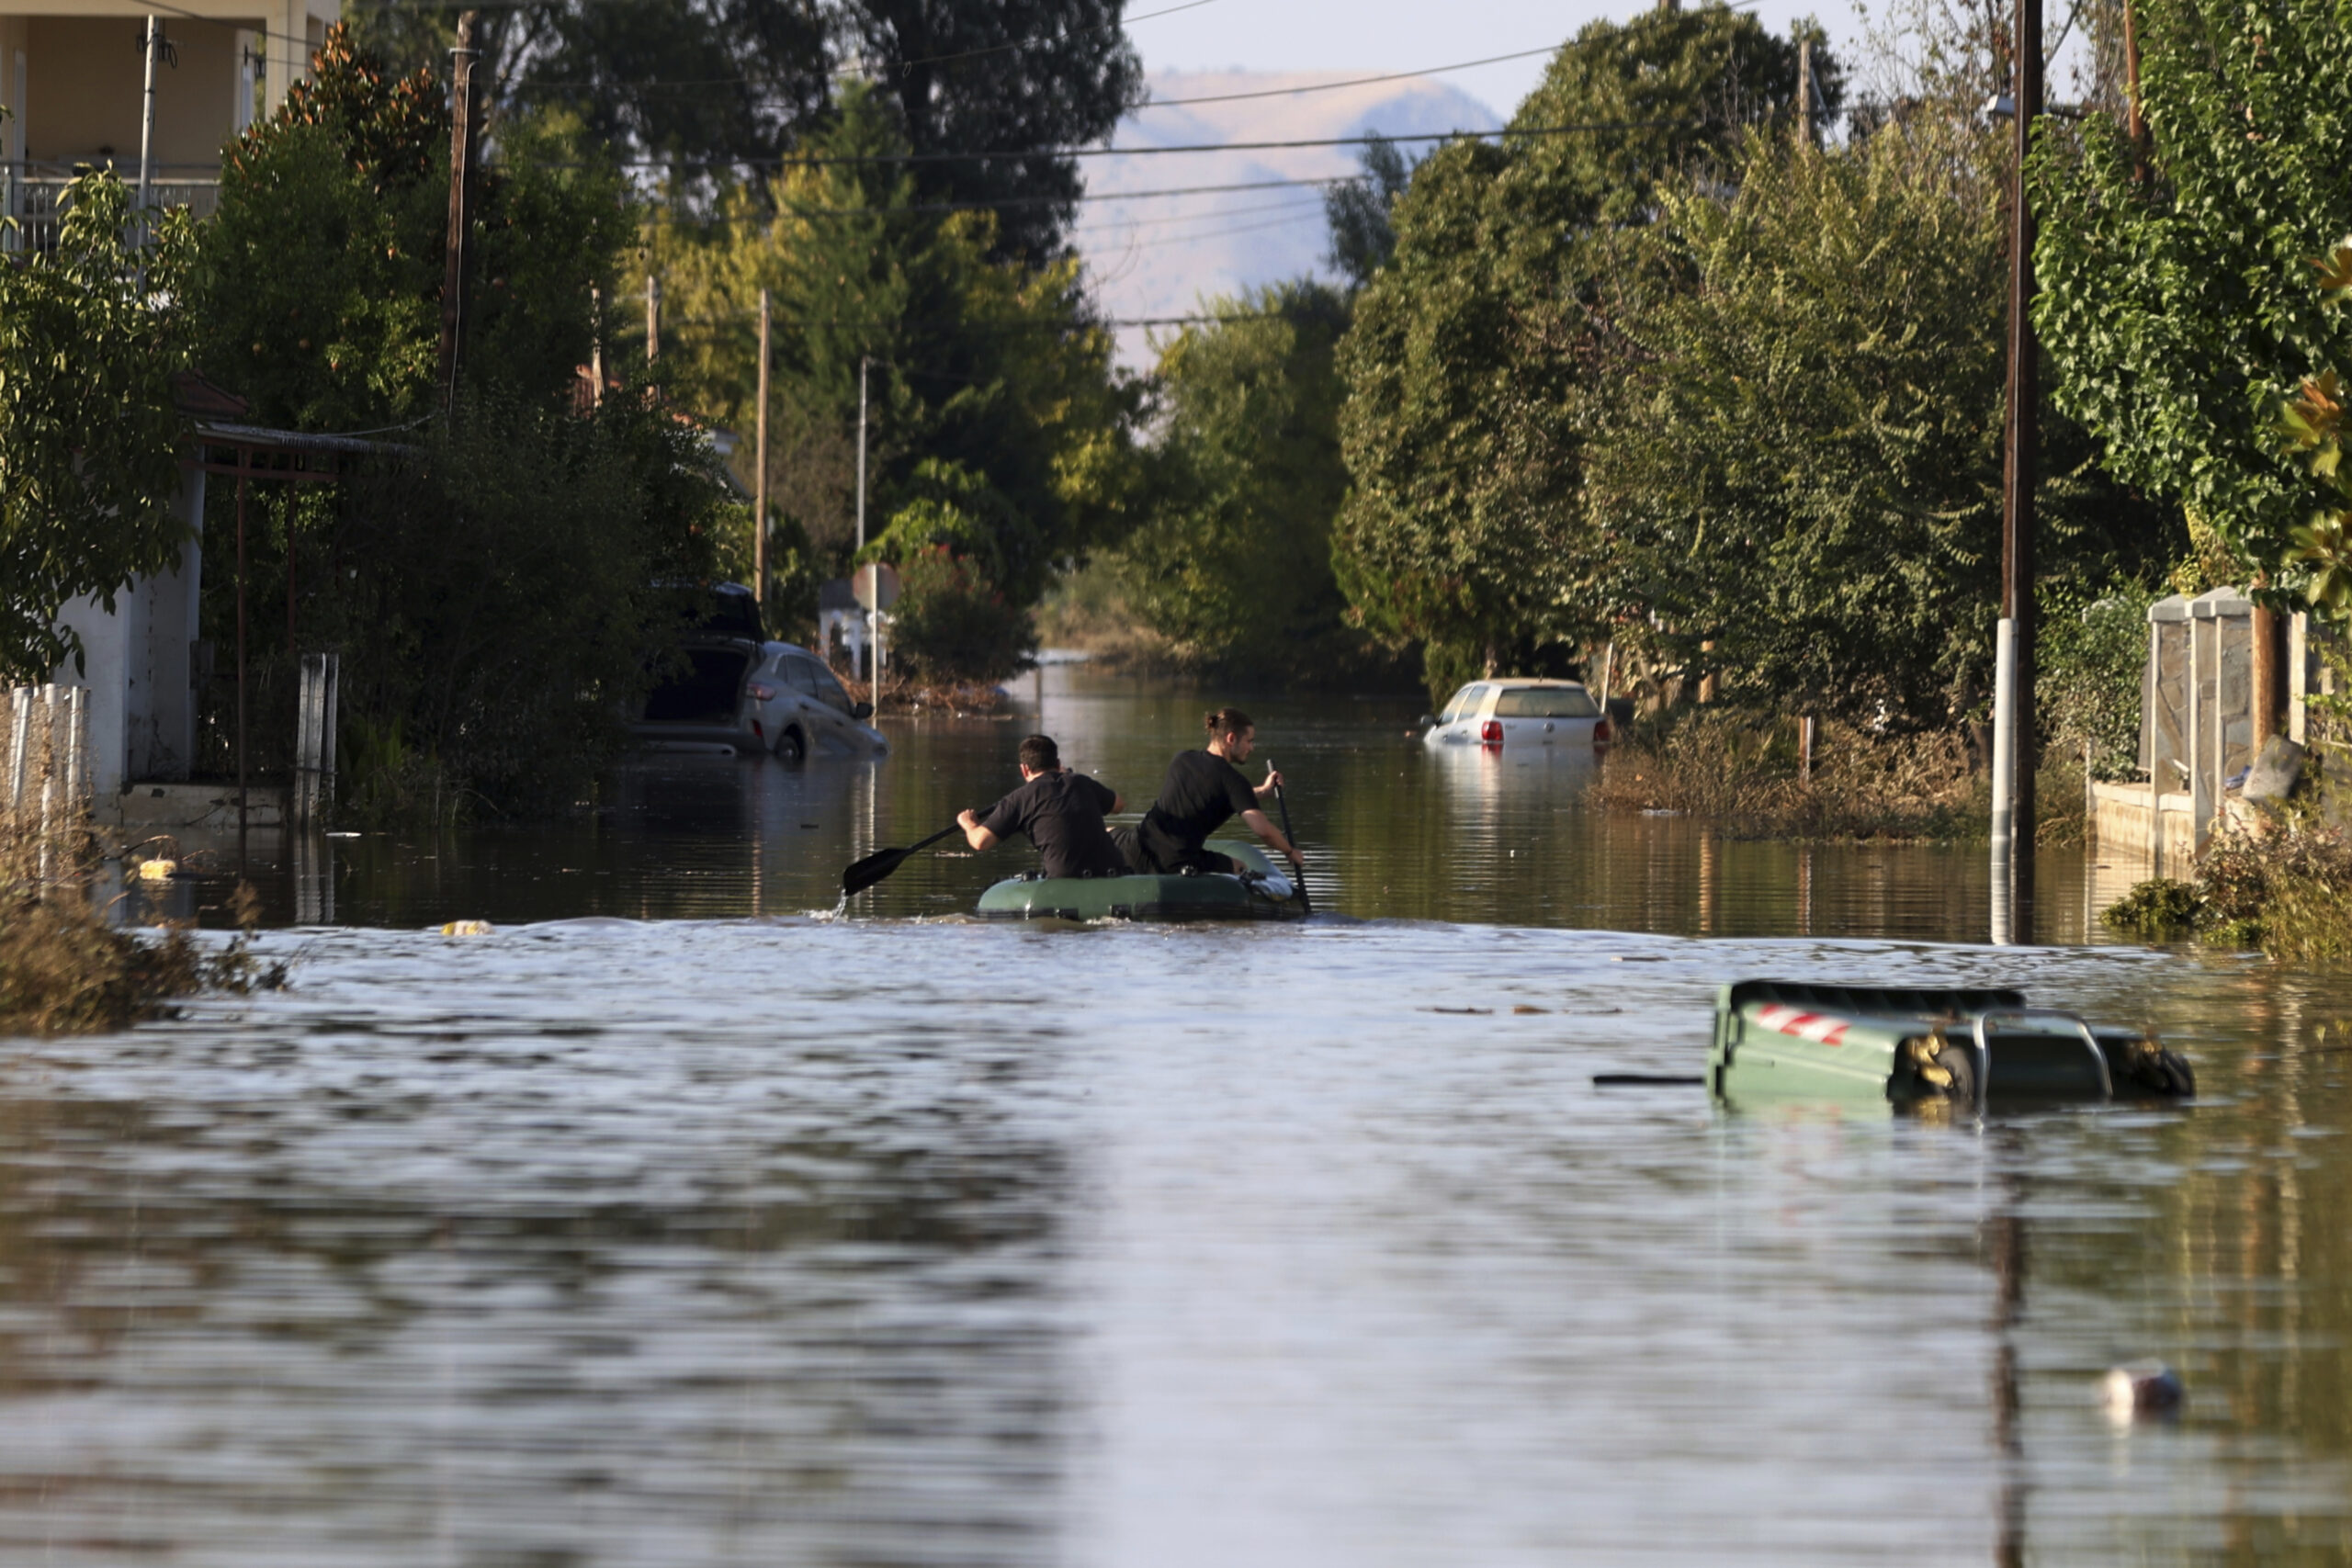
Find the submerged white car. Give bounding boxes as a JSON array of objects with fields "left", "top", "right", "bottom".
[
  {"left": 745, "top": 644, "right": 888, "bottom": 761},
  {"left": 1421, "top": 679, "right": 1612, "bottom": 750}
]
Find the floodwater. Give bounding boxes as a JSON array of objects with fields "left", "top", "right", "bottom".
[{"left": 11, "top": 666, "right": 2351, "bottom": 1563}]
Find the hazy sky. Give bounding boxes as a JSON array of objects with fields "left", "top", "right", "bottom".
[{"left": 1123, "top": 0, "right": 1872, "bottom": 123}]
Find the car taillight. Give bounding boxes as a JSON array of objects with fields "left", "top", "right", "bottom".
[
  {"left": 1480, "top": 719, "right": 1503, "bottom": 746},
  {"left": 745, "top": 682, "right": 778, "bottom": 701},
  {"left": 1593, "top": 717, "right": 1612, "bottom": 747}
]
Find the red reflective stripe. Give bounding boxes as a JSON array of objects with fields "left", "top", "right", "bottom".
[{"left": 1754, "top": 1003, "right": 1849, "bottom": 1045}]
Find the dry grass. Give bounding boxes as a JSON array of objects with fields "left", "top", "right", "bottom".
[
  {"left": 0, "top": 818, "right": 278, "bottom": 1037},
  {"left": 1587, "top": 711, "right": 2084, "bottom": 844}
]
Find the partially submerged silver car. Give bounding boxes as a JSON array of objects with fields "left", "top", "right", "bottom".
[
  {"left": 631, "top": 583, "right": 887, "bottom": 761},
  {"left": 1420, "top": 678, "right": 1613, "bottom": 750}
]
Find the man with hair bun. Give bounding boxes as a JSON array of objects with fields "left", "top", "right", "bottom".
[
  {"left": 957, "top": 734, "right": 1128, "bottom": 879},
  {"left": 1121, "top": 707, "right": 1304, "bottom": 877}
]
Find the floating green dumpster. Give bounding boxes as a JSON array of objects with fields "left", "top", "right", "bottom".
[{"left": 1708, "top": 979, "right": 2194, "bottom": 1111}]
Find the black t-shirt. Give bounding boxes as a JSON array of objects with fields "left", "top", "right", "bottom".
[
  {"left": 977, "top": 770, "right": 1127, "bottom": 880},
  {"left": 1140, "top": 749, "right": 1258, "bottom": 854}
]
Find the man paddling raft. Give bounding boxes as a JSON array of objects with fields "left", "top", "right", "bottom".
[
  {"left": 1121, "top": 707, "right": 1306, "bottom": 878},
  {"left": 957, "top": 734, "right": 1128, "bottom": 879}
]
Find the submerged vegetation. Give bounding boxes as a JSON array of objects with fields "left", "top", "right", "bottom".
[
  {"left": 2103, "top": 820, "right": 2352, "bottom": 958},
  {"left": 1584, "top": 711, "right": 2086, "bottom": 843},
  {"left": 0, "top": 821, "right": 279, "bottom": 1037}
]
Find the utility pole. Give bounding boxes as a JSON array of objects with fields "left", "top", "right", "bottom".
[
  {"left": 1796, "top": 38, "right": 1815, "bottom": 148},
  {"left": 855, "top": 355, "right": 868, "bottom": 554},
  {"left": 1995, "top": 0, "right": 2042, "bottom": 939},
  {"left": 436, "top": 10, "right": 480, "bottom": 411},
  {"left": 645, "top": 274, "right": 661, "bottom": 362},
  {"left": 856, "top": 355, "right": 871, "bottom": 684},
  {"left": 754, "top": 288, "right": 771, "bottom": 614},
  {"left": 588, "top": 284, "right": 604, "bottom": 408},
  {"left": 135, "top": 17, "right": 160, "bottom": 218}
]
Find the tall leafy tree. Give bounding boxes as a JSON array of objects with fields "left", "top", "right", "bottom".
[
  {"left": 194, "top": 24, "right": 629, "bottom": 430},
  {"left": 356, "top": 0, "right": 1141, "bottom": 260},
  {"left": 0, "top": 175, "right": 196, "bottom": 680},
  {"left": 1586, "top": 122, "right": 2177, "bottom": 728},
  {"left": 1334, "top": 6, "right": 1838, "bottom": 696},
  {"left": 1321, "top": 134, "right": 1416, "bottom": 290},
  {"left": 653, "top": 83, "right": 1135, "bottom": 613},
  {"left": 2031, "top": 0, "right": 2352, "bottom": 585},
  {"left": 1114, "top": 282, "right": 1376, "bottom": 680}
]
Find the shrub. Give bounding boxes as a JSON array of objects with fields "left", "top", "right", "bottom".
[
  {"left": 2040, "top": 581, "right": 2161, "bottom": 780},
  {"left": 887, "top": 547, "right": 1033, "bottom": 685}
]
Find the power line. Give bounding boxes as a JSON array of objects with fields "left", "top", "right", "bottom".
[
  {"left": 1135, "top": 44, "right": 1560, "bottom": 107},
  {"left": 633, "top": 173, "right": 1363, "bottom": 222},
  {"left": 1068, "top": 190, "right": 1329, "bottom": 235},
  {"left": 546, "top": 118, "right": 1690, "bottom": 171}
]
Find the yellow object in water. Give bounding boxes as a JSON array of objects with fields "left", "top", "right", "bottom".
[
  {"left": 439, "top": 919, "right": 494, "bottom": 936},
  {"left": 138, "top": 859, "right": 177, "bottom": 881}
]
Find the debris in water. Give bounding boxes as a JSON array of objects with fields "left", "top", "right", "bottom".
[
  {"left": 2101, "top": 1360, "right": 2184, "bottom": 1425},
  {"left": 439, "top": 919, "right": 494, "bottom": 936}
]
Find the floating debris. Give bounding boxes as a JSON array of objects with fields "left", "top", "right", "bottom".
[
  {"left": 2101, "top": 1360, "right": 2184, "bottom": 1425},
  {"left": 439, "top": 919, "right": 494, "bottom": 936},
  {"left": 1710, "top": 980, "right": 2196, "bottom": 1111}
]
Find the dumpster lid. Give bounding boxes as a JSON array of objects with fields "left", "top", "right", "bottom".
[{"left": 1721, "top": 979, "right": 2027, "bottom": 1021}]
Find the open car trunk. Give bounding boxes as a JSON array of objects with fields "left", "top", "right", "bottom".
[{"left": 642, "top": 646, "right": 752, "bottom": 724}]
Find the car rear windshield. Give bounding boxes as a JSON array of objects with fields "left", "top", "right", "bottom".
[{"left": 1493, "top": 687, "right": 1598, "bottom": 718}]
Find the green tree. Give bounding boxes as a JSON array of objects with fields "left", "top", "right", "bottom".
[
  {"left": 193, "top": 24, "right": 629, "bottom": 431},
  {"left": 322, "top": 391, "right": 730, "bottom": 817},
  {"left": 654, "top": 83, "right": 1135, "bottom": 635},
  {"left": 2031, "top": 0, "right": 2352, "bottom": 585},
  {"left": 1322, "top": 136, "right": 1417, "bottom": 291},
  {"left": 0, "top": 174, "right": 196, "bottom": 680},
  {"left": 2273, "top": 238, "right": 2352, "bottom": 627},
  {"left": 1583, "top": 122, "right": 2177, "bottom": 727},
  {"left": 1334, "top": 6, "right": 1837, "bottom": 699},
  {"left": 357, "top": 0, "right": 1141, "bottom": 261},
  {"left": 1114, "top": 282, "right": 1377, "bottom": 681}
]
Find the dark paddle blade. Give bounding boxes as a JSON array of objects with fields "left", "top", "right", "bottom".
[{"left": 842, "top": 824, "right": 960, "bottom": 897}]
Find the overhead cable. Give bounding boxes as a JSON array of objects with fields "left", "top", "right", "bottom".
[
  {"left": 633, "top": 173, "right": 1365, "bottom": 222},
  {"left": 1135, "top": 44, "right": 1561, "bottom": 107},
  {"left": 533, "top": 119, "right": 1691, "bottom": 171}
]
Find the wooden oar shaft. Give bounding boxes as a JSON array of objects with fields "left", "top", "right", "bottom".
[{"left": 1268, "top": 761, "right": 1311, "bottom": 916}]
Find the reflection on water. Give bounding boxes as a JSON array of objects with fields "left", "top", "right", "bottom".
[
  {"left": 16, "top": 668, "right": 2352, "bottom": 1562},
  {"left": 163, "top": 665, "right": 2136, "bottom": 940}
]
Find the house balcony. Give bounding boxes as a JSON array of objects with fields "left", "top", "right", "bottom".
[{"left": 0, "top": 0, "right": 338, "bottom": 247}]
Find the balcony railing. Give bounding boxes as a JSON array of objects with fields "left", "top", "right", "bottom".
[{"left": 1, "top": 161, "right": 221, "bottom": 253}]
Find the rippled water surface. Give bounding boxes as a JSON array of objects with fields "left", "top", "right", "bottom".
[{"left": 15, "top": 670, "right": 2352, "bottom": 1563}]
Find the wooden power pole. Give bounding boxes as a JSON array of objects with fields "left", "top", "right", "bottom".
[
  {"left": 437, "top": 10, "right": 480, "bottom": 409},
  {"left": 754, "top": 288, "right": 771, "bottom": 613}
]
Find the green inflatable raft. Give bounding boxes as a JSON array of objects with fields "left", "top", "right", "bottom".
[{"left": 977, "top": 840, "right": 1306, "bottom": 922}]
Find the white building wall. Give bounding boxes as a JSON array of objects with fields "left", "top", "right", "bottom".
[{"left": 48, "top": 466, "right": 205, "bottom": 797}]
